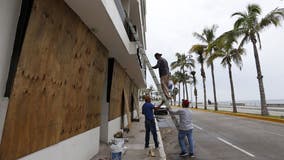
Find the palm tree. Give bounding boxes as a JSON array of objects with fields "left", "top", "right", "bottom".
[
  {"left": 232, "top": 4, "right": 284, "bottom": 115},
  {"left": 172, "top": 87, "right": 179, "bottom": 106},
  {"left": 147, "top": 85, "right": 154, "bottom": 97},
  {"left": 189, "top": 45, "right": 207, "bottom": 110},
  {"left": 190, "top": 71, "right": 198, "bottom": 108},
  {"left": 208, "top": 31, "right": 245, "bottom": 113},
  {"left": 171, "top": 74, "right": 179, "bottom": 106},
  {"left": 173, "top": 71, "right": 183, "bottom": 106},
  {"left": 187, "top": 54, "right": 196, "bottom": 106},
  {"left": 193, "top": 25, "right": 219, "bottom": 111},
  {"left": 171, "top": 53, "right": 195, "bottom": 100}
]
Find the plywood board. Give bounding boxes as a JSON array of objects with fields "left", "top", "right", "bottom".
[{"left": 0, "top": 0, "right": 108, "bottom": 159}]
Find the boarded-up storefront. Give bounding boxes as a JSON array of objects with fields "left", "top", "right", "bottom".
[{"left": 0, "top": 0, "right": 108, "bottom": 159}]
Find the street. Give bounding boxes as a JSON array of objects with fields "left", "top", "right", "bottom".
[{"left": 158, "top": 109, "right": 284, "bottom": 160}]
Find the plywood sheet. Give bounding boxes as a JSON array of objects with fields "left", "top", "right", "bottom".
[
  {"left": 108, "top": 60, "right": 140, "bottom": 126},
  {"left": 0, "top": 0, "right": 108, "bottom": 159}
]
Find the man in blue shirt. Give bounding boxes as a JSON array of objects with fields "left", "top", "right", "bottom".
[{"left": 142, "top": 95, "right": 164, "bottom": 148}]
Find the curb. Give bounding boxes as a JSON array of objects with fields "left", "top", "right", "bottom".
[
  {"left": 191, "top": 108, "right": 284, "bottom": 124},
  {"left": 155, "top": 118, "right": 166, "bottom": 160}
]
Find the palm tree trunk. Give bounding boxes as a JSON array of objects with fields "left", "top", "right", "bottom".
[
  {"left": 252, "top": 40, "right": 269, "bottom": 116},
  {"left": 210, "top": 63, "right": 218, "bottom": 111},
  {"left": 228, "top": 63, "right": 237, "bottom": 113},
  {"left": 178, "top": 82, "right": 181, "bottom": 106},
  {"left": 185, "top": 82, "right": 189, "bottom": 100},
  {"left": 201, "top": 64, "right": 207, "bottom": 110},
  {"left": 194, "top": 87, "right": 198, "bottom": 108},
  {"left": 190, "top": 84, "right": 193, "bottom": 108},
  {"left": 182, "top": 68, "right": 189, "bottom": 100},
  {"left": 183, "top": 82, "right": 185, "bottom": 100},
  {"left": 193, "top": 75, "right": 198, "bottom": 108}
]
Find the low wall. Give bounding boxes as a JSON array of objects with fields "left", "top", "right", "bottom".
[
  {"left": 267, "top": 104, "right": 284, "bottom": 107},
  {"left": 19, "top": 127, "right": 100, "bottom": 160}
]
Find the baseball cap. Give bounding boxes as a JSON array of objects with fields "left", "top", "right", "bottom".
[{"left": 154, "top": 53, "right": 162, "bottom": 57}]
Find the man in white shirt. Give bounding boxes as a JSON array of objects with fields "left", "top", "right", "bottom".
[{"left": 168, "top": 100, "right": 194, "bottom": 157}]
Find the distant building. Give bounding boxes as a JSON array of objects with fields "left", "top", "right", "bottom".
[{"left": 0, "top": 0, "right": 146, "bottom": 159}]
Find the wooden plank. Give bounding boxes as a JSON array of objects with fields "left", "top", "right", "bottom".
[{"left": 0, "top": 0, "right": 108, "bottom": 159}]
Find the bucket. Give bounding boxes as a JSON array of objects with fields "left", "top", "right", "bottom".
[{"left": 111, "top": 151, "right": 122, "bottom": 160}]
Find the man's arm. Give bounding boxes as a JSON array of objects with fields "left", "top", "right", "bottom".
[
  {"left": 154, "top": 100, "right": 164, "bottom": 110},
  {"left": 167, "top": 108, "right": 181, "bottom": 115},
  {"left": 152, "top": 63, "right": 159, "bottom": 69},
  {"left": 152, "top": 60, "right": 160, "bottom": 69}
]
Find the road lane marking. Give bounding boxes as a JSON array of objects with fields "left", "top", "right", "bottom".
[
  {"left": 217, "top": 137, "right": 255, "bottom": 158},
  {"left": 192, "top": 124, "right": 203, "bottom": 130}
]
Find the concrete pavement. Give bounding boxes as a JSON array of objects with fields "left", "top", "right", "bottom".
[{"left": 92, "top": 114, "right": 166, "bottom": 160}]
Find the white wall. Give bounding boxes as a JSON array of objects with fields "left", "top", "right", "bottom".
[
  {"left": 0, "top": 0, "right": 21, "bottom": 144},
  {"left": 133, "top": 109, "right": 138, "bottom": 119},
  {"left": 19, "top": 127, "right": 100, "bottom": 160},
  {"left": 0, "top": 97, "right": 9, "bottom": 142},
  {"left": 107, "top": 115, "right": 129, "bottom": 142},
  {"left": 100, "top": 63, "right": 109, "bottom": 143},
  {"left": 0, "top": 0, "right": 21, "bottom": 97}
]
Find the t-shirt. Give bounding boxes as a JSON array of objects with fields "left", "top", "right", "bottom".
[
  {"left": 153, "top": 57, "right": 169, "bottom": 77},
  {"left": 169, "top": 108, "right": 193, "bottom": 130},
  {"left": 142, "top": 102, "right": 155, "bottom": 120}
]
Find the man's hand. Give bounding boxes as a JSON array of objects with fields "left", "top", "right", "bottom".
[{"left": 161, "top": 100, "right": 165, "bottom": 105}]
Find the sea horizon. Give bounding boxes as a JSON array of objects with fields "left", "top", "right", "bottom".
[{"left": 216, "top": 99, "right": 284, "bottom": 106}]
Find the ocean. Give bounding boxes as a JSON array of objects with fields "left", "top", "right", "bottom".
[{"left": 218, "top": 99, "right": 284, "bottom": 107}]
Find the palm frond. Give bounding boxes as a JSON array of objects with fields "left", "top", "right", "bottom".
[
  {"left": 231, "top": 48, "right": 245, "bottom": 70},
  {"left": 233, "top": 17, "right": 246, "bottom": 29},
  {"left": 170, "top": 61, "right": 179, "bottom": 70},
  {"left": 220, "top": 58, "right": 229, "bottom": 68},
  {"left": 247, "top": 4, "right": 261, "bottom": 16},
  {"left": 260, "top": 8, "right": 284, "bottom": 29},
  {"left": 211, "top": 24, "right": 218, "bottom": 33},
  {"left": 203, "top": 24, "right": 218, "bottom": 43},
  {"left": 238, "top": 33, "right": 249, "bottom": 48},
  {"left": 193, "top": 32, "right": 207, "bottom": 43},
  {"left": 232, "top": 54, "right": 243, "bottom": 70},
  {"left": 189, "top": 44, "right": 206, "bottom": 54},
  {"left": 207, "top": 53, "right": 224, "bottom": 65},
  {"left": 186, "top": 58, "right": 195, "bottom": 68},
  {"left": 231, "top": 12, "right": 246, "bottom": 18}
]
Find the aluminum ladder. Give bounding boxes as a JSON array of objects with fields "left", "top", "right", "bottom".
[
  {"left": 139, "top": 49, "right": 179, "bottom": 129},
  {"left": 126, "top": 18, "right": 179, "bottom": 129}
]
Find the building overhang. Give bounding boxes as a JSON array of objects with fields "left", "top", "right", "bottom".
[{"left": 64, "top": 0, "right": 146, "bottom": 88}]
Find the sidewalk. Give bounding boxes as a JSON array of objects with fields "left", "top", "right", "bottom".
[{"left": 91, "top": 115, "right": 166, "bottom": 160}]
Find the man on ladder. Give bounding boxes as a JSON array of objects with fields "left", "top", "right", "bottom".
[
  {"left": 152, "top": 53, "right": 172, "bottom": 100},
  {"left": 140, "top": 50, "right": 179, "bottom": 128}
]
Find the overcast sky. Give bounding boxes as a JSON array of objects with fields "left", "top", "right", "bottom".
[{"left": 145, "top": 0, "right": 284, "bottom": 102}]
